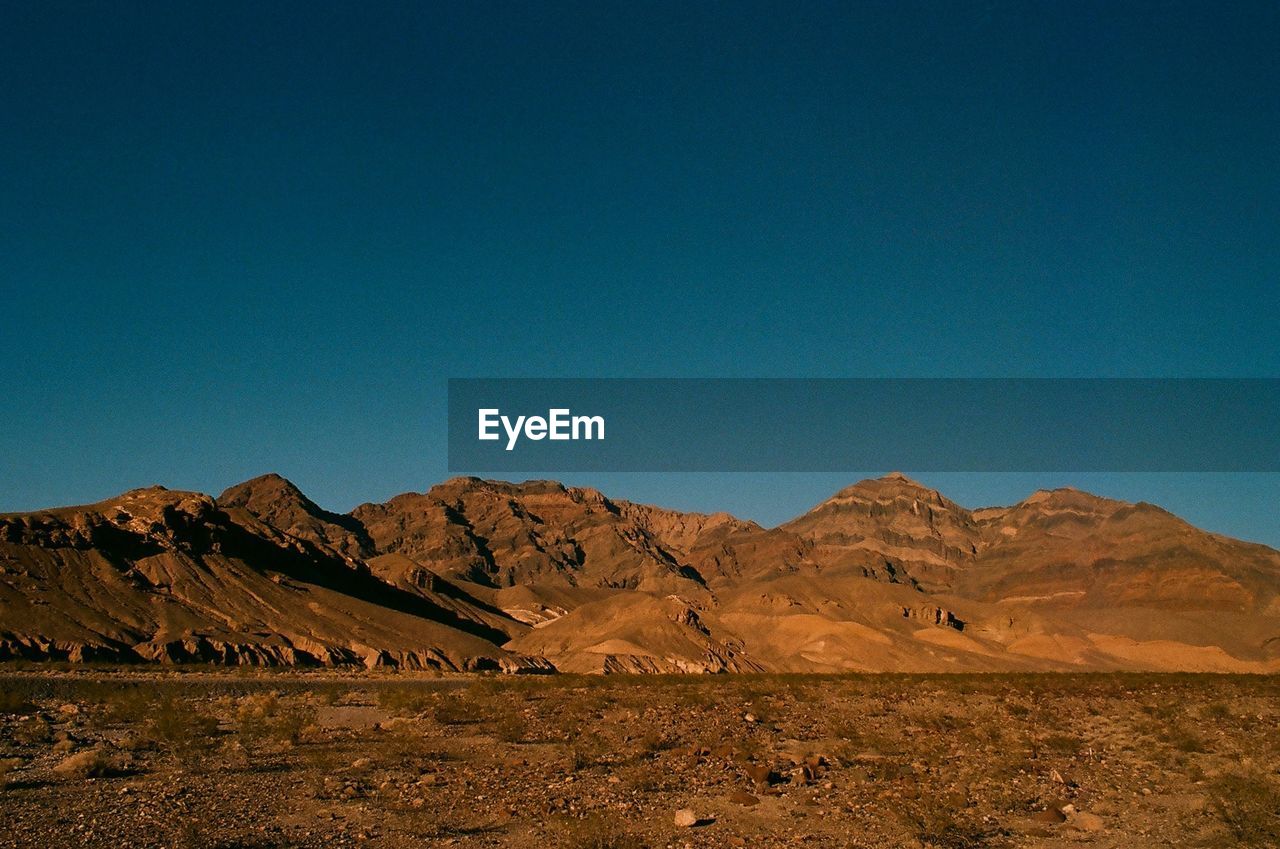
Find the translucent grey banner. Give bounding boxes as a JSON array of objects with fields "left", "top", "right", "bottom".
[{"left": 447, "top": 378, "right": 1280, "bottom": 472}]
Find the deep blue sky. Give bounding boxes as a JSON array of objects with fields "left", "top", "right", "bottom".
[{"left": 2, "top": 2, "right": 1278, "bottom": 543}]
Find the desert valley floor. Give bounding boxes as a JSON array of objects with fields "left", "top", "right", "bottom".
[
  {"left": 2, "top": 474, "right": 1279, "bottom": 846},
  {"left": 1, "top": 671, "right": 1278, "bottom": 849}
]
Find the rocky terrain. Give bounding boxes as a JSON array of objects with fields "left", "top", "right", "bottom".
[
  {"left": 0, "top": 671, "right": 1277, "bottom": 848},
  {"left": 2, "top": 473, "right": 1279, "bottom": 674}
]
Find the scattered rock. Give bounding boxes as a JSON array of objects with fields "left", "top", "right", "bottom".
[
  {"left": 789, "top": 765, "right": 815, "bottom": 786},
  {"left": 744, "top": 762, "right": 778, "bottom": 786}
]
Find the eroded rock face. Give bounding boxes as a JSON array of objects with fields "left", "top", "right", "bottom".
[
  {"left": 0, "top": 486, "right": 543, "bottom": 672},
  {"left": 780, "top": 473, "right": 984, "bottom": 591},
  {"left": 0, "top": 487, "right": 224, "bottom": 555},
  {"left": 0, "top": 637, "right": 136, "bottom": 664},
  {"left": 958, "top": 488, "right": 1280, "bottom": 613},
  {"left": 218, "top": 473, "right": 375, "bottom": 560},
  {"left": 352, "top": 478, "right": 718, "bottom": 594},
  {"left": 350, "top": 477, "right": 821, "bottom": 598},
  {"left": 901, "top": 605, "right": 964, "bottom": 630},
  {"left": 4, "top": 473, "right": 1280, "bottom": 674}
]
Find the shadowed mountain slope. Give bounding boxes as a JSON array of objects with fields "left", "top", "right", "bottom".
[
  {"left": 352, "top": 478, "right": 718, "bottom": 595},
  {"left": 217, "top": 473, "right": 375, "bottom": 560},
  {"left": 3, "top": 474, "right": 1278, "bottom": 673},
  {"left": 0, "top": 486, "right": 548, "bottom": 671}
]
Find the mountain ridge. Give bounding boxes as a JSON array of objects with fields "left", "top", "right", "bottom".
[{"left": 2, "top": 474, "right": 1277, "bottom": 673}]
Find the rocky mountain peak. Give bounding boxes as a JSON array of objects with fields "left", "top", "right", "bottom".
[{"left": 218, "top": 474, "right": 373, "bottom": 559}]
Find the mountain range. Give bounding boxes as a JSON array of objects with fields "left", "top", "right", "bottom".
[{"left": 2, "top": 473, "right": 1278, "bottom": 673}]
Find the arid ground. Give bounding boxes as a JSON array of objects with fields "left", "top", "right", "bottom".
[{"left": 1, "top": 671, "right": 1277, "bottom": 849}]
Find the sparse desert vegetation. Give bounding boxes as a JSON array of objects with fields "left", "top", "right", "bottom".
[{"left": 0, "top": 671, "right": 1277, "bottom": 848}]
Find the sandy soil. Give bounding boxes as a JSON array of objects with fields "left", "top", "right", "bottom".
[{"left": 1, "top": 670, "right": 1277, "bottom": 848}]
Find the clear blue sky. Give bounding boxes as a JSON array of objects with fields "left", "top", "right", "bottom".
[{"left": 2, "top": 2, "right": 1278, "bottom": 544}]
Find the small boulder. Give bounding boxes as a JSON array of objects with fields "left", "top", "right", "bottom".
[
  {"left": 674, "top": 808, "right": 699, "bottom": 828},
  {"left": 744, "top": 762, "right": 776, "bottom": 786}
]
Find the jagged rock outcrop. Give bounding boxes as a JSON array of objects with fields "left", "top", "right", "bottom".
[
  {"left": 780, "top": 473, "right": 983, "bottom": 591},
  {"left": 4, "top": 473, "right": 1279, "bottom": 674},
  {"left": 0, "top": 486, "right": 541, "bottom": 671},
  {"left": 352, "top": 478, "right": 715, "bottom": 595},
  {"left": 901, "top": 604, "right": 964, "bottom": 630},
  {"left": 218, "top": 473, "right": 375, "bottom": 560}
]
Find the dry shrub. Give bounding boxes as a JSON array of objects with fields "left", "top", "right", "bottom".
[
  {"left": 566, "top": 729, "right": 610, "bottom": 772},
  {"left": 490, "top": 711, "right": 527, "bottom": 743},
  {"left": 432, "top": 697, "right": 477, "bottom": 726},
  {"left": 0, "top": 757, "right": 24, "bottom": 787},
  {"left": 147, "top": 697, "right": 219, "bottom": 764},
  {"left": 636, "top": 728, "right": 675, "bottom": 757},
  {"left": 236, "top": 693, "right": 314, "bottom": 748},
  {"left": 617, "top": 762, "right": 676, "bottom": 794},
  {"left": 52, "top": 747, "right": 117, "bottom": 779},
  {"left": 378, "top": 686, "right": 435, "bottom": 717},
  {"left": 12, "top": 715, "right": 51, "bottom": 746},
  {"left": 0, "top": 688, "right": 38, "bottom": 715},
  {"left": 560, "top": 814, "right": 647, "bottom": 849},
  {"left": 379, "top": 724, "right": 452, "bottom": 767},
  {"left": 900, "top": 796, "right": 992, "bottom": 849},
  {"left": 1208, "top": 771, "right": 1280, "bottom": 845},
  {"left": 1201, "top": 701, "right": 1232, "bottom": 721},
  {"left": 1162, "top": 725, "right": 1207, "bottom": 754},
  {"left": 1039, "top": 731, "right": 1082, "bottom": 754},
  {"left": 102, "top": 686, "right": 154, "bottom": 725}
]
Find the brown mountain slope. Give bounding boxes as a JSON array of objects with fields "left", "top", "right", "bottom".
[
  {"left": 3, "top": 474, "right": 1278, "bottom": 673},
  {"left": 505, "top": 592, "right": 764, "bottom": 673},
  {"left": 459, "top": 475, "right": 1280, "bottom": 673},
  {"left": 960, "top": 488, "right": 1280, "bottom": 613},
  {"left": 0, "top": 486, "right": 546, "bottom": 671},
  {"left": 779, "top": 473, "right": 984, "bottom": 591},
  {"left": 620, "top": 502, "right": 816, "bottom": 587},
  {"left": 218, "top": 473, "right": 374, "bottom": 560},
  {"left": 711, "top": 573, "right": 1056, "bottom": 673},
  {"left": 365, "top": 552, "right": 529, "bottom": 642},
  {"left": 220, "top": 474, "right": 527, "bottom": 642},
  {"left": 352, "top": 478, "right": 715, "bottom": 596}
]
